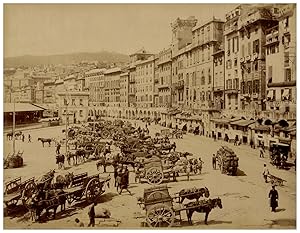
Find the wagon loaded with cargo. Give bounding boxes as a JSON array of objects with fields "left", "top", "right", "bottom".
[{"left": 216, "top": 146, "right": 239, "bottom": 176}]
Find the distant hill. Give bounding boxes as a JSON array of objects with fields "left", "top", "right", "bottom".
[{"left": 4, "top": 51, "right": 130, "bottom": 67}]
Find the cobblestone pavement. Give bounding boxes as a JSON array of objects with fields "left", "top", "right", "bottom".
[{"left": 3, "top": 120, "right": 296, "bottom": 229}]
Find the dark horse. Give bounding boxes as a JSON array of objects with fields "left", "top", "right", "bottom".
[
  {"left": 38, "top": 138, "right": 52, "bottom": 147},
  {"left": 186, "top": 198, "right": 223, "bottom": 225},
  {"left": 29, "top": 189, "right": 66, "bottom": 221},
  {"left": 179, "top": 187, "right": 210, "bottom": 203},
  {"left": 96, "top": 153, "right": 137, "bottom": 172}
]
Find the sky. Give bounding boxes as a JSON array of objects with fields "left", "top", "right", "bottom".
[{"left": 4, "top": 4, "right": 237, "bottom": 58}]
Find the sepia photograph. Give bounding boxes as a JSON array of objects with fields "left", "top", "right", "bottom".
[{"left": 3, "top": 2, "right": 296, "bottom": 229}]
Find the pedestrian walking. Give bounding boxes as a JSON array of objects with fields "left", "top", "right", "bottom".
[
  {"left": 22, "top": 134, "right": 25, "bottom": 142},
  {"left": 119, "top": 168, "right": 132, "bottom": 195},
  {"left": 56, "top": 143, "right": 61, "bottom": 155},
  {"left": 88, "top": 202, "right": 97, "bottom": 227},
  {"left": 260, "top": 146, "right": 265, "bottom": 158},
  {"left": 28, "top": 134, "right": 32, "bottom": 143},
  {"left": 262, "top": 164, "right": 269, "bottom": 183},
  {"left": 56, "top": 154, "right": 61, "bottom": 169},
  {"left": 269, "top": 185, "right": 279, "bottom": 212},
  {"left": 212, "top": 154, "right": 217, "bottom": 170},
  {"left": 74, "top": 218, "right": 84, "bottom": 227},
  {"left": 186, "top": 163, "right": 192, "bottom": 181}
]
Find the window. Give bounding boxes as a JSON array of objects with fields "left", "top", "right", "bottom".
[
  {"left": 247, "top": 81, "right": 252, "bottom": 94},
  {"left": 208, "top": 69, "right": 211, "bottom": 84},
  {"left": 234, "top": 59, "right": 237, "bottom": 67},
  {"left": 284, "top": 52, "right": 289, "bottom": 67},
  {"left": 241, "top": 81, "right": 245, "bottom": 94},
  {"left": 79, "top": 110, "right": 83, "bottom": 117},
  {"left": 253, "top": 39, "right": 259, "bottom": 54},
  {"left": 227, "top": 39, "right": 231, "bottom": 55},
  {"left": 248, "top": 42, "right": 251, "bottom": 55},
  {"left": 201, "top": 75, "right": 205, "bottom": 85},
  {"left": 285, "top": 16, "right": 289, "bottom": 28},
  {"left": 254, "top": 61, "right": 258, "bottom": 71},
  {"left": 285, "top": 68, "right": 291, "bottom": 82},
  {"left": 235, "top": 96, "right": 238, "bottom": 105},
  {"left": 268, "top": 66, "right": 272, "bottom": 83},
  {"left": 253, "top": 80, "right": 259, "bottom": 93},
  {"left": 235, "top": 78, "right": 239, "bottom": 89},
  {"left": 79, "top": 99, "right": 83, "bottom": 106}
]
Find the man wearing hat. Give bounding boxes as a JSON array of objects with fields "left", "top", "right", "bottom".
[{"left": 269, "top": 185, "right": 279, "bottom": 212}]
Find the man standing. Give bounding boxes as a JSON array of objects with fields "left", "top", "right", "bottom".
[
  {"left": 56, "top": 143, "right": 61, "bottom": 155},
  {"left": 262, "top": 164, "right": 269, "bottom": 183},
  {"left": 260, "top": 146, "right": 265, "bottom": 158},
  {"left": 28, "top": 134, "right": 32, "bottom": 143},
  {"left": 22, "top": 134, "right": 25, "bottom": 142},
  {"left": 88, "top": 202, "right": 97, "bottom": 227},
  {"left": 119, "top": 167, "right": 132, "bottom": 195},
  {"left": 269, "top": 185, "right": 279, "bottom": 212},
  {"left": 212, "top": 154, "right": 217, "bottom": 170}
]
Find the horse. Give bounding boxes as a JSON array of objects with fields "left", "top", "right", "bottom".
[
  {"left": 38, "top": 138, "right": 52, "bottom": 147},
  {"left": 179, "top": 187, "right": 210, "bottom": 203},
  {"left": 28, "top": 189, "right": 66, "bottom": 221},
  {"left": 185, "top": 198, "right": 223, "bottom": 225}
]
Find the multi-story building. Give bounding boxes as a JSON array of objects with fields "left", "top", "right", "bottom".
[
  {"left": 238, "top": 5, "right": 277, "bottom": 117},
  {"left": 189, "top": 17, "right": 225, "bottom": 111},
  {"left": 157, "top": 47, "right": 172, "bottom": 107},
  {"left": 135, "top": 55, "right": 155, "bottom": 108},
  {"left": 87, "top": 68, "right": 106, "bottom": 107},
  {"left": 171, "top": 16, "right": 198, "bottom": 108},
  {"left": 153, "top": 55, "right": 160, "bottom": 108},
  {"left": 58, "top": 90, "right": 89, "bottom": 124},
  {"left": 265, "top": 4, "right": 296, "bottom": 120},
  {"left": 104, "top": 67, "right": 121, "bottom": 107},
  {"left": 224, "top": 6, "right": 242, "bottom": 113},
  {"left": 212, "top": 49, "right": 225, "bottom": 110},
  {"left": 43, "top": 80, "right": 56, "bottom": 104},
  {"left": 120, "top": 71, "right": 129, "bottom": 108}
]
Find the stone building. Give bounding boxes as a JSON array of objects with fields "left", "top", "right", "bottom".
[
  {"left": 238, "top": 5, "right": 277, "bottom": 117},
  {"left": 135, "top": 55, "right": 155, "bottom": 108},
  {"left": 104, "top": 67, "right": 121, "bottom": 107},
  {"left": 157, "top": 47, "right": 172, "bottom": 107},
  {"left": 265, "top": 4, "right": 296, "bottom": 120},
  {"left": 120, "top": 71, "right": 129, "bottom": 108},
  {"left": 58, "top": 90, "right": 89, "bottom": 124},
  {"left": 224, "top": 6, "right": 242, "bottom": 113},
  {"left": 171, "top": 16, "right": 198, "bottom": 108},
  {"left": 212, "top": 49, "right": 225, "bottom": 110},
  {"left": 87, "top": 68, "right": 106, "bottom": 107}
]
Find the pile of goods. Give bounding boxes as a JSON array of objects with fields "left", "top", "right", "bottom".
[
  {"left": 4, "top": 153, "right": 24, "bottom": 169},
  {"left": 216, "top": 146, "right": 239, "bottom": 176},
  {"left": 184, "top": 199, "right": 210, "bottom": 208}
]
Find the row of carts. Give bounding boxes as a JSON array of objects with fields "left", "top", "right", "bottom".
[{"left": 4, "top": 170, "right": 110, "bottom": 220}]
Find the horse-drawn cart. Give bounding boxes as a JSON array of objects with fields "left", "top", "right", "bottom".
[
  {"left": 4, "top": 176, "right": 37, "bottom": 213},
  {"left": 138, "top": 157, "right": 174, "bottom": 185},
  {"left": 63, "top": 172, "right": 111, "bottom": 204},
  {"left": 137, "top": 185, "right": 222, "bottom": 228}
]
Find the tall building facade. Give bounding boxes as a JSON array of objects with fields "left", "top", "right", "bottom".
[
  {"left": 135, "top": 56, "right": 155, "bottom": 108},
  {"left": 120, "top": 71, "right": 129, "bottom": 108},
  {"left": 157, "top": 47, "right": 172, "bottom": 107},
  {"left": 224, "top": 6, "right": 241, "bottom": 113},
  {"left": 87, "top": 68, "right": 106, "bottom": 107},
  {"left": 104, "top": 68, "right": 121, "bottom": 107},
  {"left": 265, "top": 4, "right": 296, "bottom": 120},
  {"left": 238, "top": 5, "right": 278, "bottom": 117}
]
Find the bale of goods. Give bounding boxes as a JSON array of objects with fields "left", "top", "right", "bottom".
[
  {"left": 6, "top": 155, "right": 23, "bottom": 168},
  {"left": 216, "top": 146, "right": 239, "bottom": 176}
]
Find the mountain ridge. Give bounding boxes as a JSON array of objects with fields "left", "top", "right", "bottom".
[{"left": 4, "top": 51, "right": 130, "bottom": 67}]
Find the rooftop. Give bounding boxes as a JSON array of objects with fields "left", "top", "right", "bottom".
[
  {"left": 4, "top": 103, "right": 46, "bottom": 113},
  {"left": 104, "top": 67, "right": 121, "bottom": 74}
]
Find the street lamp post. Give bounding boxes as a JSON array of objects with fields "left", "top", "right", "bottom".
[
  {"left": 12, "top": 97, "right": 16, "bottom": 154},
  {"left": 65, "top": 86, "right": 70, "bottom": 155}
]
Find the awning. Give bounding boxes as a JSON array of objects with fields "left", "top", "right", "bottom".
[
  {"left": 253, "top": 125, "right": 271, "bottom": 131},
  {"left": 211, "top": 117, "right": 240, "bottom": 125},
  {"left": 4, "top": 103, "right": 45, "bottom": 113},
  {"left": 282, "top": 89, "right": 289, "bottom": 99},
  {"left": 231, "top": 120, "right": 256, "bottom": 127},
  {"left": 267, "top": 91, "right": 273, "bottom": 99}
]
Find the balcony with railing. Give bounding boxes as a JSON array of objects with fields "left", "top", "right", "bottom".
[{"left": 265, "top": 26, "right": 279, "bottom": 46}]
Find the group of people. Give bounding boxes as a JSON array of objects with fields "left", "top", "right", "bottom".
[{"left": 114, "top": 165, "right": 131, "bottom": 195}]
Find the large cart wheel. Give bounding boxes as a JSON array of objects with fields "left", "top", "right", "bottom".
[
  {"left": 85, "top": 178, "right": 101, "bottom": 202},
  {"left": 146, "top": 203, "right": 175, "bottom": 227},
  {"left": 22, "top": 181, "right": 37, "bottom": 209},
  {"left": 145, "top": 167, "right": 164, "bottom": 185}
]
